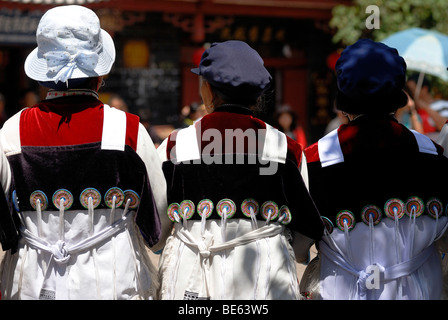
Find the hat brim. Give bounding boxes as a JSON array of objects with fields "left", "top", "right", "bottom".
[
  {"left": 24, "top": 29, "right": 115, "bottom": 82},
  {"left": 335, "top": 89, "right": 409, "bottom": 114}
]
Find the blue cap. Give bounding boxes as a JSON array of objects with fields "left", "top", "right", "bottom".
[
  {"left": 191, "top": 40, "right": 272, "bottom": 100},
  {"left": 335, "top": 39, "right": 408, "bottom": 114}
]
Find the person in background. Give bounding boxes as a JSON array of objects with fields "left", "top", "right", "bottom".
[
  {"left": 157, "top": 40, "right": 323, "bottom": 300},
  {"left": 0, "top": 91, "right": 19, "bottom": 266},
  {"left": 190, "top": 102, "right": 207, "bottom": 123},
  {"left": 301, "top": 39, "right": 448, "bottom": 300},
  {"left": 324, "top": 106, "right": 349, "bottom": 136},
  {"left": 406, "top": 74, "right": 448, "bottom": 139},
  {"left": 178, "top": 104, "right": 191, "bottom": 128},
  {"left": 275, "top": 105, "right": 308, "bottom": 147},
  {"left": 108, "top": 94, "right": 129, "bottom": 112},
  {"left": 0, "top": 93, "right": 8, "bottom": 128},
  {"left": 179, "top": 101, "right": 207, "bottom": 128},
  {"left": 0, "top": 5, "right": 168, "bottom": 300},
  {"left": 393, "top": 90, "right": 424, "bottom": 133},
  {"left": 435, "top": 85, "right": 448, "bottom": 299},
  {"left": 19, "top": 88, "right": 39, "bottom": 108}
]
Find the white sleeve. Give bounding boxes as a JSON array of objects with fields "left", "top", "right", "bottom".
[
  {"left": 136, "top": 124, "right": 172, "bottom": 251},
  {"left": 437, "top": 123, "right": 448, "bottom": 158},
  {"left": 157, "top": 137, "right": 169, "bottom": 163}
]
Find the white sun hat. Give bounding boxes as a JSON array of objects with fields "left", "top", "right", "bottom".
[{"left": 24, "top": 5, "right": 116, "bottom": 84}]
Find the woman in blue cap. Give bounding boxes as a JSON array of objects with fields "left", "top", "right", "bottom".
[
  {"left": 301, "top": 39, "right": 448, "bottom": 300},
  {"left": 157, "top": 40, "right": 324, "bottom": 300}
]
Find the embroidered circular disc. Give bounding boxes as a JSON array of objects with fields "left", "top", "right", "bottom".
[
  {"left": 336, "top": 210, "right": 355, "bottom": 232},
  {"left": 405, "top": 196, "right": 424, "bottom": 218},
  {"left": 384, "top": 198, "right": 405, "bottom": 220},
  {"left": 104, "top": 187, "right": 124, "bottom": 208},
  {"left": 30, "top": 190, "right": 48, "bottom": 211},
  {"left": 217, "top": 199, "right": 236, "bottom": 218},
  {"left": 241, "top": 198, "right": 259, "bottom": 218},
  {"left": 179, "top": 200, "right": 195, "bottom": 220},
  {"left": 124, "top": 189, "right": 140, "bottom": 209},
  {"left": 197, "top": 199, "right": 214, "bottom": 218},
  {"left": 52, "top": 189, "right": 73, "bottom": 210},
  {"left": 426, "top": 198, "right": 443, "bottom": 219},
  {"left": 321, "top": 216, "right": 334, "bottom": 234},
  {"left": 261, "top": 201, "right": 279, "bottom": 220},
  {"left": 279, "top": 205, "right": 292, "bottom": 225},
  {"left": 361, "top": 205, "right": 382, "bottom": 226},
  {"left": 167, "top": 203, "right": 180, "bottom": 222},
  {"left": 79, "top": 188, "right": 101, "bottom": 209}
]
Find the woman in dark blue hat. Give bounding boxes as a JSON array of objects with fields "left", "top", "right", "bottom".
[
  {"left": 157, "top": 40, "right": 324, "bottom": 300},
  {"left": 301, "top": 39, "right": 448, "bottom": 300}
]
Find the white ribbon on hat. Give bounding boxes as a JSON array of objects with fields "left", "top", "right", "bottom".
[{"left": 44, "top": 50, "right": 99, "bottom": 84}]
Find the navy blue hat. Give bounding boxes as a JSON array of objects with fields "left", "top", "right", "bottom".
[
  {"left": 191, "top": 40, "right": 272, "bottom": 100},
  {"left": 335, "top": 38, "right": 408, "bottom": 114}
]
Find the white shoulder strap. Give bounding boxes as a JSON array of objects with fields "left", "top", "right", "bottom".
[
  {"left": 101, "top": 104, "right": 126, "bottom": 151},
  {"left": 175, "top": 124, "right": 201, "bottom": 162},
  {"left": 410, "top": 129, "right": 438, "bottom": 155},
  {"left": 318, "top": 128, "right": 344, "bottom": 167},
  {"left": 173, "top": 122, "right": 288, "bottom": 164},
  {"left": 261, "top": 123, "right": 287, "bottom": 164},
  {"left": 318, "top": 128, "right": 438, "bottom": 169}
]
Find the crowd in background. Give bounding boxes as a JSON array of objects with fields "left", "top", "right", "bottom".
[{"left": 1, "top": 70, "right": 448, "bottom": 151}]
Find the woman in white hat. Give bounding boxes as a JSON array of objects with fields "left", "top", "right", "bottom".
[
  {"left": 157, "top": 40, "right": 324, "bottom": 300},
  {"left": 0, "top": 5, "right": 169, "bottom": 300}
]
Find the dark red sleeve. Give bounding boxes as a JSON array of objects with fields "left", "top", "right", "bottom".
[
  {"left": 304, "top": 142, "right": 320, "bottom": 163},
  {"left": 286, "top": 136, "right": 304, "bottom": 168},
  {"left": 124, "top": 112, "right": 140, "bottom": 152}
]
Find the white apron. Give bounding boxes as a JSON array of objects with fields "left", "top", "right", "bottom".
[
  {"left": 301, "top": 216, "right": 448, "bottom": 300},
  {"left": 0, "top": 105, "right": 159, "bottom": 300},
  {"left": 158, "top": 121, "right": 303, "bottom": 300},
  {"left": 158, "top": 218, "right": 300, "bottom": 300}
]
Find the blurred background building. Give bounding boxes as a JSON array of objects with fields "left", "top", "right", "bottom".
[{"left": 0, "top": 0, "right": 350, "bottom": 142}]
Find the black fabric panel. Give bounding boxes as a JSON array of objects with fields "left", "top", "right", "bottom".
[
  {"left": 0, "top": 186, "right": 19, "bottom": 252},
  {"left": 8, "top": 143, "right": 161, "bottom": 247},
  {"left": 163, "top": 155, "right": 324, "bottom": 241},
  {"left": 307, "top": 146, "right": 448, "bottom": 225}
]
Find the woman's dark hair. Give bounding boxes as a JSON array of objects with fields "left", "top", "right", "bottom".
[
  {"left": 209, "top": 82, "right": 273, "bottom": 115},
  {"left": 39, "top": 77, "right": 100, "bottom": 91}
]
